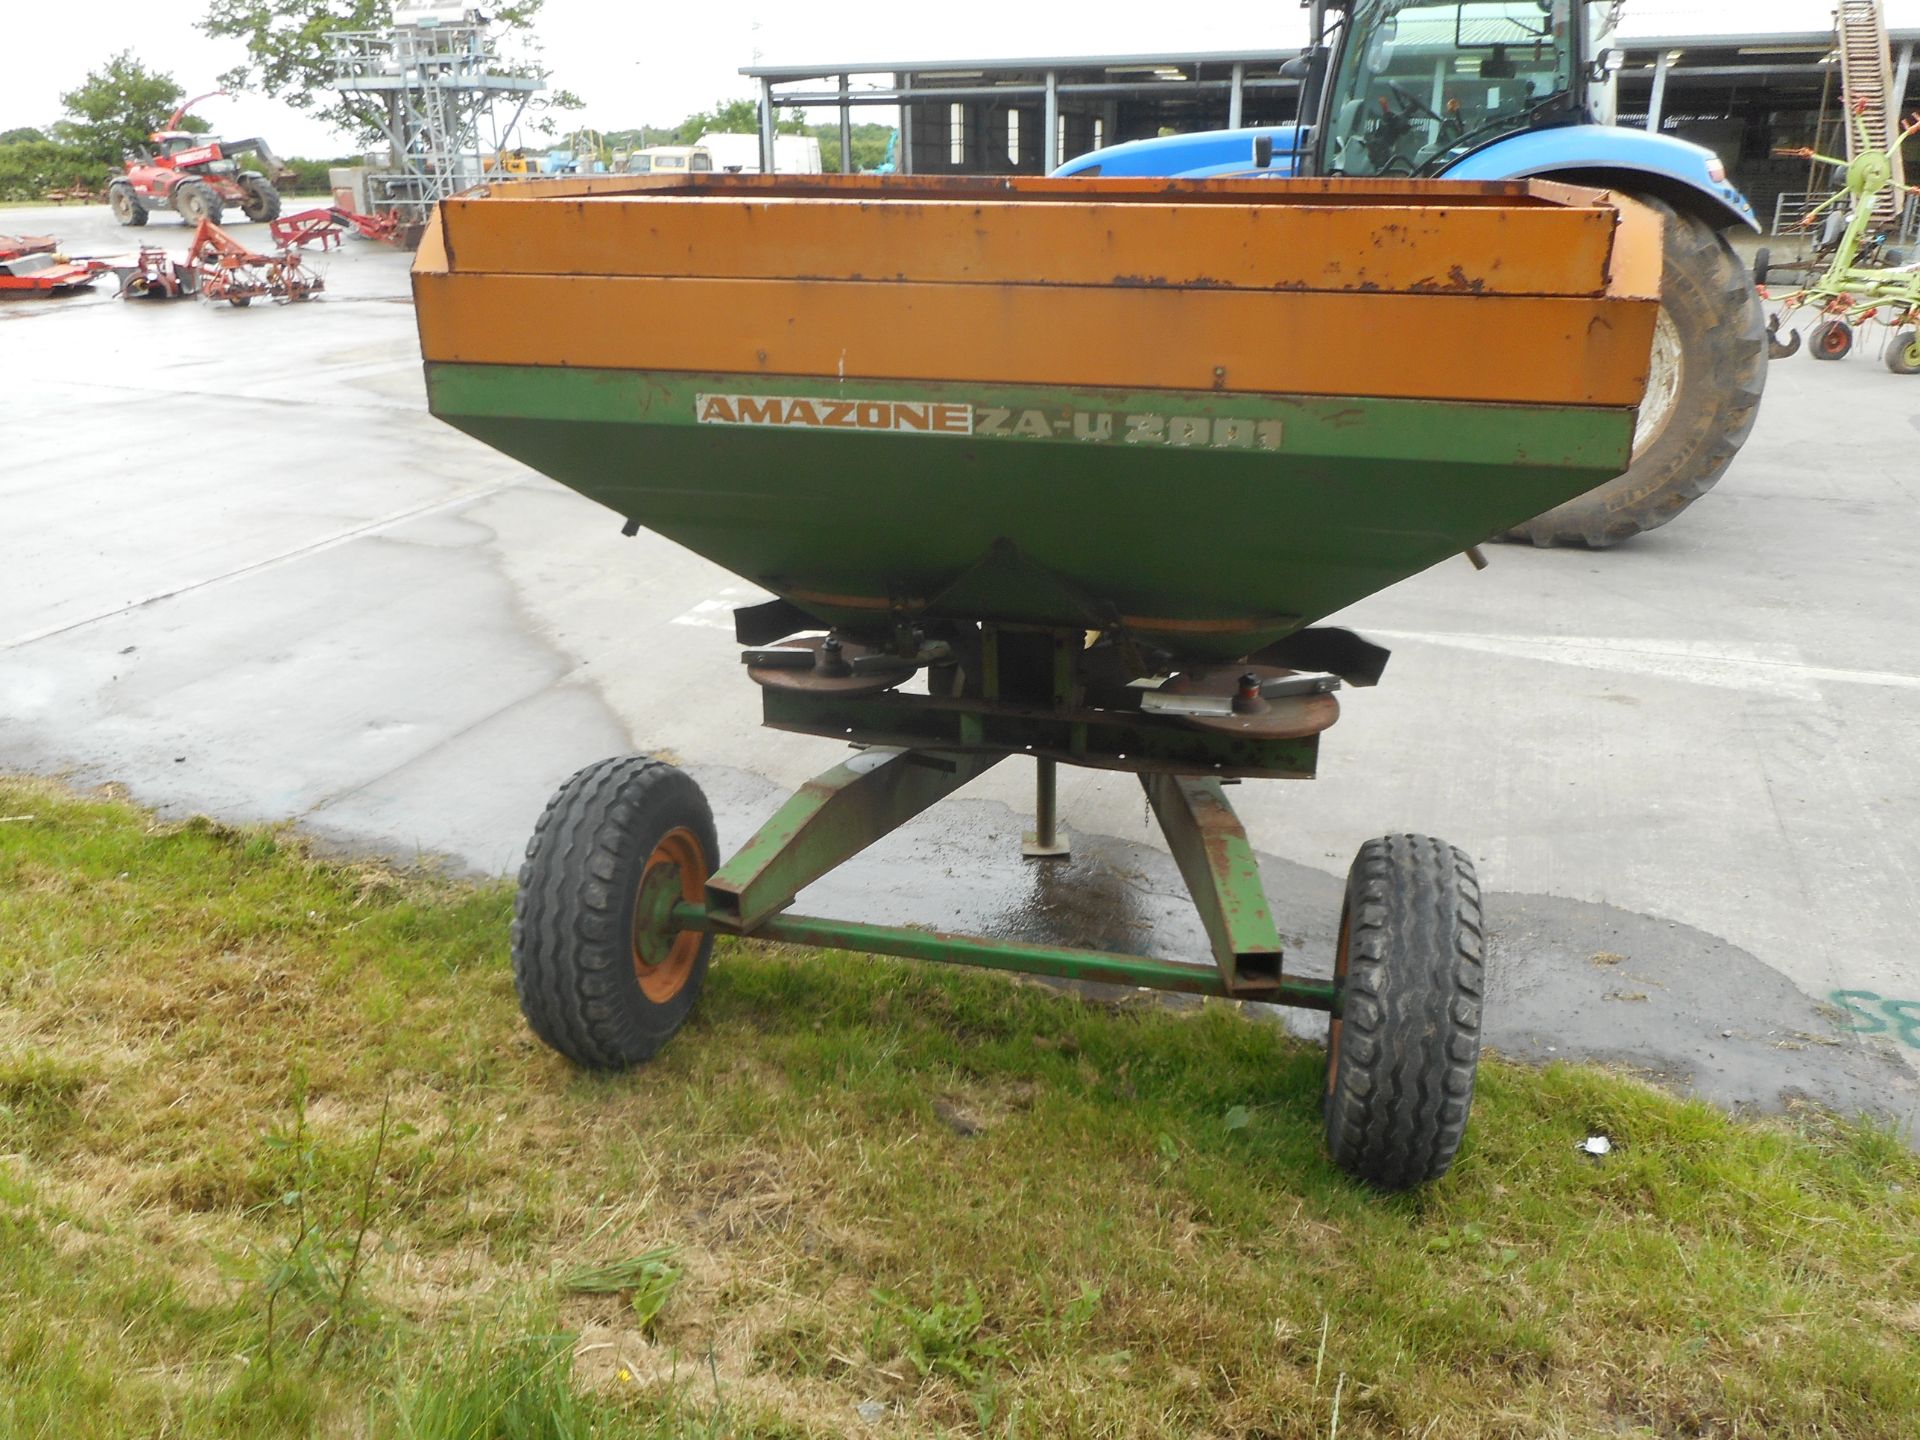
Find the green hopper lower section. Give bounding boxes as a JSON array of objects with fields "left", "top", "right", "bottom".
[{"left": 426, "top": 364, "right": 1634, "bottom": 662}]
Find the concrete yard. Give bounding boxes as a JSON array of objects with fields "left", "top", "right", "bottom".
[{"left": 4, "top": 201, "right": 1918, "bottom": 1133}]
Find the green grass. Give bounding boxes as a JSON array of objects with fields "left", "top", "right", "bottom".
[{"left": 0, "top": 775, "right": 1916, "bottom": 1438}]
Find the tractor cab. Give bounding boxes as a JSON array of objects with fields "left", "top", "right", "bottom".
[
  {"left": 145, "top": 132, "right": 229, "bottom": 173},
  {"left": 1313, "top": 0, "right": 1589, "bottom": 177}
]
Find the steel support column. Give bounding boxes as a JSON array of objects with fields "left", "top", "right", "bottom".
[
  {"left": 899, "top": 73, "right": 914, "bottom": 175},
  {"left": 759, "top": 77, "right": 777, "bottom": 172},
  {"left": 1646, "top": 49, "right": 1672, "bottom": 133},
  {"left": 705, "top": 748, "right": 999, "bottom": 930},
  {"left": 1229, "top": 62, "right": 1245, "bottom": 129},
  {"left": 1044, "top": 70, "right": 1061, "bottom": 171},
  {"left": 1142, "top": 774, "right": 1285, "bottom": 992},
  {"left": 839, "top": 74, "right": 854, "bottom": 174}
]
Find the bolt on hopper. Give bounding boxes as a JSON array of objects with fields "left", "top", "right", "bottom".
[{"left": 414, "top": 172, "right": 1660, "bottom": 1188}]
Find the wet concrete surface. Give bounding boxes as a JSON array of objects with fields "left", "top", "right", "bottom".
[{"left": 4, "top": 202, "right": 1918, "bottom": 1138}]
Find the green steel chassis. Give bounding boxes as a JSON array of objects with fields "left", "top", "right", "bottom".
[
  {"left": 512, "top": 611, "right": 1488, "bottom": 1189},
  {"left": 688, "top": 739, "right": 1329, "bottom": 1010},
  {"left": 696, "top": 619, "right": 1342, "bottom": 1005}
]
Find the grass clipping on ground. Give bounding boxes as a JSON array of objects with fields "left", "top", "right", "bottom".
[{"left": 0, "top": 776, "right": 1916, "bottom": 1440}]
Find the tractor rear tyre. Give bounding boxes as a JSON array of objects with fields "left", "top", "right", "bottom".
[
  {"left": 1324, "top": 835, "right": 1484, "bottom": 1190},
  {"left": 174, "top": 181, "right": 222, "bottom": 226},
  {"left": 1501, "top": 195, "right": 1766, "bottom": 547},
  {"left": 1884, "top": 329, "right": 1920, "bottom": 375},
  {"left": 512, "top": 756, "right": 718, "bottom": 1070},
  {"left": 238, "top": 176, "right": 282, "bottom": 223},
  {"left": 107, "top": 183, "right": 147, "bottom": 227},
  {"left": 1809, "top": 318, "right": 1853, "bottom": 361}
]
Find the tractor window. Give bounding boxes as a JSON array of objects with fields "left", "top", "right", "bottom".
[{"left": 1323, "top": 1, "right": 1574, "bottom": 177}]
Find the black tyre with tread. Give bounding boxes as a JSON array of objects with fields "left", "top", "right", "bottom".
[
  {"left": 1885, "top": 328, "right": 1920, "bottom": 375},
  {"left": 108, "top": 182, "right": 147, "bottom": 227},
  {"left": 1324, "top": 835, "right": 1484, "bottom": 1190},
  {"left": 1502, "top": 194, "right": 1767, "bottom": 547},
  {"left": 238, "top": 175, "right": 282, "bottom": 223},
  {"left": 173, "top": 180, "right": 222, "bottom": 225},
  {"left": 513, "top": 756, "right": 718, "bottom": 1069},
  {"left": 1809, "top": 318, "right": 1853, "bottom": 361}
]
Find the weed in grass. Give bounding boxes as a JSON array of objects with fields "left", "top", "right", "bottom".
[
  {"left": 870, "top": 1280, "right": 1012, "bottom": 1424},
  {"left": 870, "top": 1281, "right": 1003, "bottom": 1388},
  {"left": 562, "top": 1246, "right": 683, "bottom": 1331},
  {"left": 252, "top": 1083, "right": 396, "bottom": 1370},
  {"left": 1056, "top": 1281, "right": 1101, "bottom": 1335}
]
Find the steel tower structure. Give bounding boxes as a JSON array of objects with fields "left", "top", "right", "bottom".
[{"left": 330, "top": 3, "right": 545, "bottom": 222}]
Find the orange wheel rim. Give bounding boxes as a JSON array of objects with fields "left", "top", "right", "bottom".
[
  {"left": 631, "top": 827, "right": 708, "bottom": 1003},
  {"left": 1326, "top": 900, "right": 1351, "bottom": 1097}
]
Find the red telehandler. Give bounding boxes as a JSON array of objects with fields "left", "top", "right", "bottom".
[{"left": 106, "top": 91, "right": 292, "bottom": 228}]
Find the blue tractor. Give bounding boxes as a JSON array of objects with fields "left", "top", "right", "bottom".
[{"left": 1055, "top": 0, "right": 1767, "bottom": 546}]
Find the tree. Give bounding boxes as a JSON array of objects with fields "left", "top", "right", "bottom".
[
  {"left": 0, "top": 139, "right": 111, "bottom": 201},
  {"left": 53, "top": 52, "right": 205, "bottom": 165},
  {"left": 814, "top": 122, "right": 895, "bottom": 173},
  {"left": 201, "top": 0, "right": 554, "bottom": 143},
  {"left": 671, "top": 97, "right": 807, "bottom": 145},
  {"left": 1, "top": 126, "right": 49, "bottom": 145},
  {"left": 522, "top": 88, "right": 586, "bottom": 141}
]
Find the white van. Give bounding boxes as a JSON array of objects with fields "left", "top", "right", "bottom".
[
  {"left": 626, "top": 146, "right": 714, "bottom": 175},
  {"left": 695, "top": 132, "right": 823, "bottom": 175}
]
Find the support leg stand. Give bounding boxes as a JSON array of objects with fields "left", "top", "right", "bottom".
[{"left": 1022, "top": 756, "right": 1071, "bottom": 859}]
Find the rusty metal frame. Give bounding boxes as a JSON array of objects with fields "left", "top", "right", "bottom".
[
  {"left": 704, "top": 747, "right": 1001, "bottom": 931},
  {"left": 693, "top": 742, "right": 1314, "bottom": 1006},
  {"left": 688, "top": 611, "right": 1328, "bottom": 1008},
  {"left": 672, "top": 900, "right": 1338, "bottom": 1011},
  {"left": 1142, "top": 774, "right": 1285, "bottom": 993},
  {"left": 758, "top": 687, "right": 1323, "bottom": 779}
]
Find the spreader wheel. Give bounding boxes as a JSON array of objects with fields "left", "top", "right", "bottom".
[
  {"left": 512, "top": 756, "right": 718, "bottom": 1069},
  {"left": 1809, "top": 318, "right": 1853, "bottom": 361},
  {"left": 1885, "top": 329, "right": 1920, "bottom": 376},
  {"left": 1324, "top": 835, "right": 1484, "bottom": 1190}
]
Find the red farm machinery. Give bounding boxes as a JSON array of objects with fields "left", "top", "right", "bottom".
[{"left": 107, "top": 92, "right": 293, "bottom": 228}]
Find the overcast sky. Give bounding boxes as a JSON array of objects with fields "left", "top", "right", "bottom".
[
  {"left": 5, "top": 2, "right": 1911, "bottom": 158},
  {"left": 3, "top": 3, "right": 1309, "bottom": 156}
]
